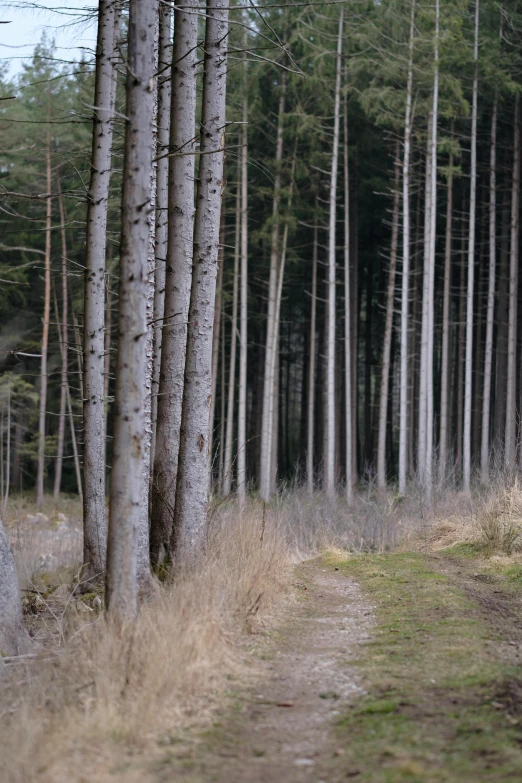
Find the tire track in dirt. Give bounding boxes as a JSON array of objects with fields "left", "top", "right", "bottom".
[
  {"left": 166, "top": 560, "right": 374, "bottom": 783},
  {"left": 428, "top": 554, "right": 522, "bottom": 674},
  {"left": 428, "top": 554, "right": 522, "bottom": 639}
]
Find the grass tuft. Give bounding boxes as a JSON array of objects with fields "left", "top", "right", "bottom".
[{"left": 0, "top": 504, "right": 291, "bottom": 783}]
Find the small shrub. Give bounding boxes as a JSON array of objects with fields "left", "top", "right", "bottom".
[{"left": 477, "top": 481, "right": 522, "bottom": 555}]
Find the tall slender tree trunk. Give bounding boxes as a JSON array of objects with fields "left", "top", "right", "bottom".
[
  {"left": 12, "top": 422, "right": 22, "bottom": 493},
  {"left": 325, "top": 7, "right": 344, "bottom": 494},
  {"left": 260, "top": 73, "right": 286, "bottom": 502},
  {"left": 150, "top": 2, "right": 172, "bottom": 469},
  {"left": 473, "top": 228, "right": 486, "bottom": 459},
  {"left": 439, "top": 125, "right": 454, "bottom": 481},
  {"left": 363, "top": 259, "right": 374, "bottom": 468},
  {"left": 106, "top": 0, "right": 158, "bottom": 621},
  {"left": 343, "top": 76, "right": 353, "bottom": 502},
  {"left": 1, "top": 413, "right": 4, "bottom": 505},
  {"left": 223, "top": 172, "right": 241, "bottom": 497},
  {"left": 399, "top": 0, "right": 415, "bottom": 495},
  {"left": 218, "top": 308, "right": 226, "bottom": 490},
  {"left": 150, "top": 0, "right": 198, "bottom": 566},
  {"left": 83, "top": 0, "right": 121, "bottom": 574},
  {"left": 53, "top": 174, "right": 68, "bottom": 498},
  {"left": 104, "top": 279, "right": 112, "bottom": 404},
  {"left": 3, "top": 379, "right": 10, "bottom": 515},
  {"left": 377, "top": 146, "right": 400, "bottom": 489},
  {"left": 409, "top": 182, "right": 423, "bottom": 473},
  {"left": 307, "top": 201, "right": 318, "bottom": 494},
  {"left": 456, "top": 224, "right": 466, "bottom": 474},
  {"left": 53, "top": 281, "right": 82, "bottom": 499},
  {"left": 266, "top": 143, "right": 298, "bottom": 495},
  {"left": 418, "top": 113, "right": 432, "bottom": 486},
  {"left": 481, "top": 92, "right": 498, "bottom": 481},
  {"left": 425, "top": 3, "right": 439, "bottom": 498},
  {"left": 505, "top": 94, "right": 521, "bottom": 469},
  {"left": 352, "top": 156, "right": 359, "bottom": 483},
  {"left": 36, "top": 117, "right": 52, "bottom": 507},
  {"left": 72, "top": 307, "right": 83, "bottom": 401},
  {"left": 173, "top": 0, "right": 229, "bottom": 557},
  {"left": 271, "top": 342, "right": 280, "bottom": 493},
  {"left": 209, "top": 214, "right": 225, "bottom": 475},
  {"left": 67, "top": 387, "right": 82, "bottom": 499},
  {"left": 494, "top": 193, "right": 510, "bottom": 454},
  {"left": 464, "top": 0, "right": 479, "bottom": 490},
  {"left": 136, "top": 17, "right": 160, "bottom": 593},
  {"left": 0, "top": 518, "right": 30, "bottom": 655},
  {"left": 237, "top": 33, "right": 249, "bottom": 507}
]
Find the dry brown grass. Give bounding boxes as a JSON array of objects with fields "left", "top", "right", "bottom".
[
  {"left": 5, "top": 493, "right": 83, "bottom": 592},
  {"left": 476, "top": 479, "right": 522, "bottom": 555},
  {"left": 6, "top": 476, "right": 522, "bottom": 782},
  {"left": 411, "top": 513, "right": 477, "bottom": 551},
  {"left": 0, "top": 504, "right": 291, "bottom": 783},
  {"left": 3, "top": 492, "right": 83, "bottom": 527},
  {"left": 402, "top": 475, "right": 522, "bottom": 556}
]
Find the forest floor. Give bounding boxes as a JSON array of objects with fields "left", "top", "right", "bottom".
[{"left": 142, "top": 547, "right": 522, "bottom": 783}]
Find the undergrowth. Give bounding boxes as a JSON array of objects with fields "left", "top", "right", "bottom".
[
  {"left": 4, "top": 473, "right": 522, "bottom": 781},
  {"left": 0, "top": 506, "right": 290, "bottom": 783}
]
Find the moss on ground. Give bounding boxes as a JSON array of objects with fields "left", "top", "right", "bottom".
[{"left": 332, "top": 551, "right": 522, "bottom": 782}]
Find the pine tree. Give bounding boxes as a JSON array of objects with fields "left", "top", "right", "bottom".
[{"left": 173, "top": 0, "right": 230, "bottom": 556}]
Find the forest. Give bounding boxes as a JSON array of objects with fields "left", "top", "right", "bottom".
[{"left": 3, "top": 0, "right": 522, "bottom": 780}]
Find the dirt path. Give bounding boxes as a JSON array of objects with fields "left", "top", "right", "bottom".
[
  {"left": 154, "top": 551, "right": 522, "bottom": 783},
  {"left": 165, "top": 560, "right": 374, "bottom": 783}
]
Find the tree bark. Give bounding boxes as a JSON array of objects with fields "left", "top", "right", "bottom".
[
  {"left": 83, "top": 0, "right": 121, "bottom": 574},
  {"left": 173, "top": 0, "right": 229, "bottom": 557},
  {"left": 237, "top": 32, "right": 249, "bottom": 507},
  {"left": 104, "top": 275, "right": 112, "bottom": 406},
  {"left": 494, "top": 192, "right": 510, "bottom": 454},
  {"left": 505, "top": 94, "right": 520, "bottom": 470},
  {"left": 439, "top": 126, "right": 454, "bottom": 481},
  {"left": 425, "top": 3, "right": 439, "bottom": 498},
  {"left": 3, "top": 380, "right": 10, "bottom": 515},
  {"left": 218, "top": 307, "right": 226, "bottom": 490},
  {"left": 307, "top": 202, "right": 318, "bottom": 494},
  {"left": 209, "top": 213, "right": 225, "bottom": 476},
  {"left": 399, "top": 0, "right": 415, "bottom": 495},
  {"left": 481, "top": 92, "right": 498, "bottom": 481},
  {"left": 473, "top": 222, "right": 486, "bottom": 460},
  {"left": 150, "top": 0, "right": 198, "bottom": 566},
  {"left": 351, "top": 156, "right": 359, "bottom": 484},
  {"left": 53, "top": 175, "right": 68, "bottom": 498},
  {"left": 377, "top": 146, "right": 400, "bottom": 490},
  {"left": 53, "top": 281, "right": 82, "bottom": 499},
  {"left": 72, "top": 306, "right": 84, "bottom": 402},
  {"left": 464, "top": 0, "right": 479, "bottom": 490},
  {"left": 266, "top": 143, "right": 298, "bottom": 495},
  {"left": 150, "top": 1, "right": 173, "bottom": 469},
  {"left": 136, "top": 16, "right": 160, "bottom": 594},
  {"left": 418, "top": 112, "right": 432, "bottom": 487},
  {"left": 259, "top": 73, "right": 286, "bottom": 502},
  {"left": 325, "top": 7, "right": 344, "bottom": 494},
  {"left": 0, "top": 518, "right": 30, "bottom": 656},
  {"left": 223, "top": 170, "right": 240, "bottom": 497},
  {"left": 271, "top": 341, "right": 280, "bottom": 493},
  {"left": 456, "top": 223, "right": 466, "bottom": 474},
  {"left": 106, "top": 0, "right": 158, "bottom": 621},
  {"left": 67, "top": 387, "right": 82, "bottom": 500},
  {"left": 343, "top": 75, "right": 353, "bottom": 502},
  {"left": 36, "top": 114, "right": 52, "bottom": 507}
]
